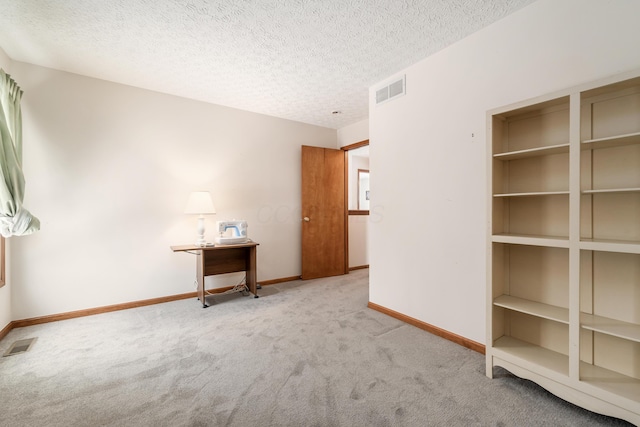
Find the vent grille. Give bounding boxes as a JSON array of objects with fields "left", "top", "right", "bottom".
[
  {"left": 375, "top": 75, "right": 406, "bottom": 105},
  {"left": 3, "top": 337, "right": 37, "bottom": 357},
  {"left": 376, "top": 87, "right": 389, "bottom": 104}
]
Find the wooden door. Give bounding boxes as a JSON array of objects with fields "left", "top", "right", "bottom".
[{"left": 301, "top": 145, "right": 347, "bottom": 279}]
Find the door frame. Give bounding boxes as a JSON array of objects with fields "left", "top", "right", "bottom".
[{"left": 341, "top": 139, "right": 370, "bottom": 270}]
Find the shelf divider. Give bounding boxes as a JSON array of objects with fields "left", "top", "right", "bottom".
[
  {"left": 493, "top": 336, "right": 569, "bottom": 377},
  {"left": 579, "top": 239, "right": 640, "bottom": 254},
  {"left": 494, "top": 295, "right": 569, "bottom": 324},
  {"left": 493, "top": 233, "right": 570, "bottom": 248},
  {"left": 581, "top": 313, "right": 640, "bottom": 343},
  {"left": 581, "top": 131, "right": 640, "bottom": 150},
  {"left": 494, "top": 143, "right": 570, "bottom": 160},
  {"left": 494, "top": 191, "right": 569, "bottom": 197},
  {"left": 582, "top": 187, "right": 640, "bottom": 194},
  {"left": 580, "top": 362, "right": 640, "bottom": 406}
]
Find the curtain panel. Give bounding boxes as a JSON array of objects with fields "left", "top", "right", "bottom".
[{"left": 0, "top": 69, "right": 39, "bottom": 237}]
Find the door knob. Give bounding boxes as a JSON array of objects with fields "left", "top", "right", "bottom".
[{"left": 303, "top": 217, "right": 310, "bottom": 222}]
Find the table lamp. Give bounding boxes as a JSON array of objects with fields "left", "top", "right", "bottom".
[{"left": 184, "top": 191, "right": 216, "bottom": 246}]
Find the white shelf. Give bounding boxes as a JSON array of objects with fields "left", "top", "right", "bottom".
[
  {"left": 494, "top": 191, "right": 569, "bottom": 197},
  {"left": 494, "top": 143, "right": 570, "bottom": 160},
  {"left": 493, "top": 336, "right": 569, "bottom": 377},
  {"left": 582, "top": 131, "right": 640, "bottom": 150},
  {"left": 580, "top": 239, "right": 640, "bottom": 254},
  {"left": 581, "top": 362, "right": 640, "bottom": 405},
  {"left": 494, "top": 295, "right": 569, "bottom": 324},
  {"left": 581, "top": 313, "right": 640, "bottom": 343},
  {"left": 492, "top": 233, "right": 570, "bottom": 248},
  {"left": 582, "top": 187, "right": 640, "bottom": 194},
  {"left": 489, "top": 73, "right": 640, "bottom": 425}
]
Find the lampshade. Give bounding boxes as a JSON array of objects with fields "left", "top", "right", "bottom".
[{"left": 184, "top": 191, "right": 216, "bottom": 215}]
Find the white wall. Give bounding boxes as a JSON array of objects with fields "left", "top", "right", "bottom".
[
  {"left": 0, "top": 47, "right": 12, "bottom": 329},
  {"left": 0, "top": 47, "right": 10, "bottom": 71},
  {"left": 337, "top": 118, "right": 368, "bottom": 147},
  {"left": 7, "top": 62, "right": 336, "bottom": 320},
  {"left": 369, "top": 0, "right": 640, "bottom": 344},
  {"left": 348, "top": 215, "right": 369, "bottom": 268}
]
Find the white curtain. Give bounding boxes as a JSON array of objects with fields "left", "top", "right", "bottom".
[{"left": 0, "top": 69, "right": 39, "bottom": 237}]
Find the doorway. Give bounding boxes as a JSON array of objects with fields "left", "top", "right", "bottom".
[
  {"left": 343, "top": 140, "right": 369, "bottom": 270},
  {"left": 300, "top": 141, "right": 369, "bottom": 280}
]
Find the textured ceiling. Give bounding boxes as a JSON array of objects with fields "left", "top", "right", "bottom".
[{"left": 0, "top": 0, "right": 536, "bottom": 129}]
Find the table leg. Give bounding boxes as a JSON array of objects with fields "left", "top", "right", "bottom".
[
  {"left": 247, "top": 246, "right": 259, "bottom": 298},
  {"left": 197, "top": 251, "right": 208, "bottom": 308}
]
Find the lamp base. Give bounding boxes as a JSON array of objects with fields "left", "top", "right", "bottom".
[{"left": 195, "top": 216, "right": 206, "bottom": 247}]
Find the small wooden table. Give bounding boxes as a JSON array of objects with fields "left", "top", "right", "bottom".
[{"left": 171, "top": 242, "right": 259, "bottom": 308}]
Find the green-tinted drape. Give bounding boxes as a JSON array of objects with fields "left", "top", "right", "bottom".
[{"left": 0, "top": 69, "right": 39, "bottom": 237}]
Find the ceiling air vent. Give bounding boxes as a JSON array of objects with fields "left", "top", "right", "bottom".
[{"left": 375, "top": 75, "right": 406, "bottom": 105}]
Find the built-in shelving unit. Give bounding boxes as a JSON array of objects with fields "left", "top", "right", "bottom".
[{"left": 487, "top": 71, "right": 640, "bottom": 425}]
